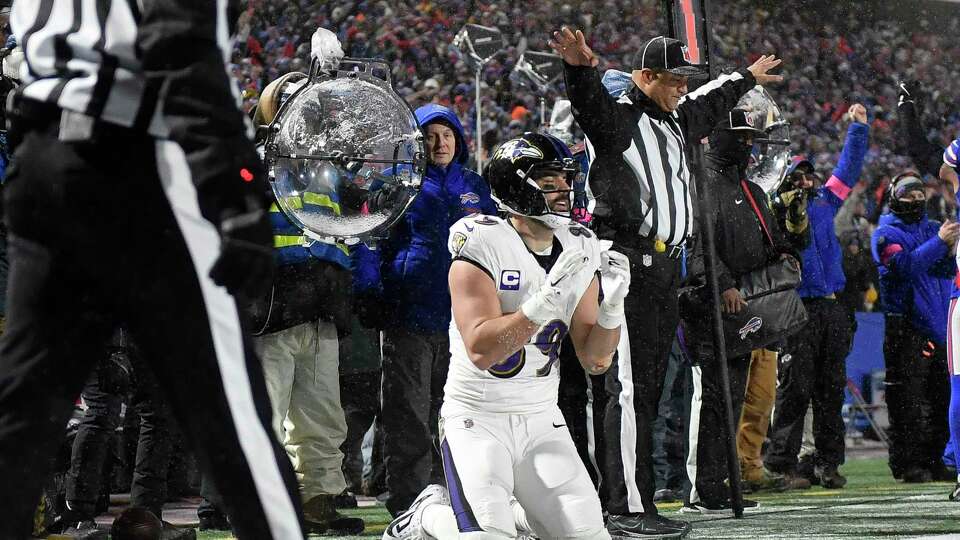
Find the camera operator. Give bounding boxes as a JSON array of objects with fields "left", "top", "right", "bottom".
[{"left": 680, "top": 110, "right": 798, "bottom": 513}]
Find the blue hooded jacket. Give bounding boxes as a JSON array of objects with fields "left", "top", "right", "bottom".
[
  {"left": 872, "top": 212, "right": 955, "bottom": 344},
  {"left": 797, "top": 122, "right": 870, "bottom": 298},
  {"left": 354, "top": 104, "right": 496, "bottom": 333}
]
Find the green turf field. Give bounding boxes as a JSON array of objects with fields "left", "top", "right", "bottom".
[{"left": 194, "top": 458, "right": 960, "bottom": 539}]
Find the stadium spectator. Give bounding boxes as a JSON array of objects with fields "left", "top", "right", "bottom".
[
  {"left": 738, "top": 133, "right": 815, "bottom": 495},
  {"left": 871, "top": 171, "right": 956, "bottom": 483},
  {"left": 765, "top": 108, "right": 871, "bottom": 489},
  {"left": 941, "top": 137, "right": 960, "bottom": 503}
]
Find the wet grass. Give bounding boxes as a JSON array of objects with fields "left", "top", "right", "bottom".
[{"left": 197, "top": 457, "right": 960, "bottom": 539}]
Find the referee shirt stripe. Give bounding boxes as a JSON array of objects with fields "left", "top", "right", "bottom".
[
  {"left": 21, "top": 0, "right": 60, "bottom": 87},
  {"left": 12, "top": 0, "right": 180, "bottom": 138},
  {"left": 48, "top": 0, "right": 84, "bottom": 105},
  {"left": 85, "top": 0, "right": 117, "bottom": 118},
  {"left": 676, "top": 146, "right": 692, "bottom": 242},
  {"left": 663, "top": 124, "right": 690, "bottom": 245},
  {"left": 650, "top": 124, "right": 679, "bottom": 245},
  {"left": 582, "top": 71, "right": 746, "bottom": 246},
  {"left": 19, "top": 0, "right": 54, "bottom": 81},
  {"left": 628, "top": 121, "right": 660, "bottom": 238}
]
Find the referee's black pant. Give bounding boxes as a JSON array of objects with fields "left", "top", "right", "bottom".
[
  {"left": 0, "top": 112, "right": 305, "bottom": 539},
  {"left": 558, "top": 334, "right": 607, "bottom": 492},
  {"left": 602, "top": 240, "right": 682, "bottom": 517}
]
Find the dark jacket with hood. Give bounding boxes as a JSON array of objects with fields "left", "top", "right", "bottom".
[
  {"left": 354, "top": 104, "right": 496, "bottom": 333},
  {"left": 696, "top": 129, "right": 796, "bottom": 295}
]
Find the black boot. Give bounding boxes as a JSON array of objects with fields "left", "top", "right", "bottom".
[
  {"left": 334, "top": 489, "right": 358, "bottom": 509},
  {"left": 303, "top": 494, "right": 365, "bottom": 535},
  {"left": 816, "top": 466, "right": 848, "bottom": 489},
  {"left": 197, "top": 510, "right": 230, "bottom": 532}
]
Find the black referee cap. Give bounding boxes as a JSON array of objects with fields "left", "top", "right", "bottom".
[{"left": 633, "top": 36, "right": 704, "bottom": 76}]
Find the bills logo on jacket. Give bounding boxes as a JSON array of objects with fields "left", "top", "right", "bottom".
[
  {"left": 738, "top": 316, "right": 763, "bottom": 340},
  {"left": 461, "top": 192, "right": 481, "bottom": 205}
]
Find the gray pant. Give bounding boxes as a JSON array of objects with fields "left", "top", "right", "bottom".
[
  {"left": 256, "top": 320, "right": 348, "bottom": 501},
  {"left": 380, "top": 329, "right": 449, "bottom": 516}
]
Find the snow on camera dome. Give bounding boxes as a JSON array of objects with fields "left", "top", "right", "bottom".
[
  {"left": 264, "top": 63, "right": 424, "bottom": 243},
  {"left": 739, "top": 85, "right": 791, "bottom": 194}
]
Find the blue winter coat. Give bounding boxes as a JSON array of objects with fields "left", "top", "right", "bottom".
[
  {"left": 354, "top": 104, "right": 496, "bottom": 333},
  {"left": 797, "top": 122, "right": 870, "bottom": 298},
  {"left": 872, "top": 213, "right": 955, "bottom": 345}
]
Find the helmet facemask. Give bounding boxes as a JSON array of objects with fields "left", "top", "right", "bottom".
[{"left": 496, "top": 157, "right": 584, "bottom": 229}]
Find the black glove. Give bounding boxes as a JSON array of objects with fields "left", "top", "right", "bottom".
[
  {"left": 199, "top": 132, "right": 275, "bottom": 298},
  {"left": 366, "top": 183, "right": 408, "bottom": 214},
  {"left": 898, "top": 80, "right": 923, "bottom": 109},
  {"left": 209, "top": 204, "right": 274, "bottom": 298}
]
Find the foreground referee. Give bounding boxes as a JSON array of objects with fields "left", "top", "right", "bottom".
[
  {"left": 550, "top": 27, "right": 782, "bottom": 537},
  {"left": 0, "top": 2, "right": 304, "bottom": 538}
]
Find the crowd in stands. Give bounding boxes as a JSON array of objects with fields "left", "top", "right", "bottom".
[{"left": 232, "top": 0, "right": 960, "bottom": 210}]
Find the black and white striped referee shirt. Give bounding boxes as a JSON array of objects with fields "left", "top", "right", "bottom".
[
  {"left": 11, "top": 0, "right": 248, "bottom": 139},
  {"left": 564, "top": 65, "right": 757, "bottom": 247}
]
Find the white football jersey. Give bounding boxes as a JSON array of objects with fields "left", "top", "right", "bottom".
[{"left": 444, "top": 214, "right": 601, "bottom": 414}]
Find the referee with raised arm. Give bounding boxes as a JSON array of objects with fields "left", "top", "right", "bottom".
[
  {"left": 550, "top": 27, "right": 783, "bottom": 538},
  {"left": 0, "top": 2, "right": 305, "bottom": 538}
]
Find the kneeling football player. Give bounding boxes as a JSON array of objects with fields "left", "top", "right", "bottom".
[{"left": 383, "top": 133, "right": 630, "bottom": 540}]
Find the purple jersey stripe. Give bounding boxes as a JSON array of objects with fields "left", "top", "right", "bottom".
[{"left": 440, "top": 439, "right": 484, "bottom": 533}]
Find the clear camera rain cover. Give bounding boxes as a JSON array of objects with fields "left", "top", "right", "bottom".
[
  {"left": 739, "top": 85, "right": 791, "bottom": 194},
  {"left": 265, "top": 65, "right": 424, "bottom": 243}
]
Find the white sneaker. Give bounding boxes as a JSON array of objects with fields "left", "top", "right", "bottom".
[{"left": 382, "top": 484, "right": 450, "bottom": 540}]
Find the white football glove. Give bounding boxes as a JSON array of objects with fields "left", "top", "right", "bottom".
[
  {"left": 311, "top": 28, "right": 345, "bottom": 69},
  {"left": 597, "top": 250, "right": 631, "bottom": 329},
  {"left": 521, "top": 248, "right": 590, "bottom": 326}
]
